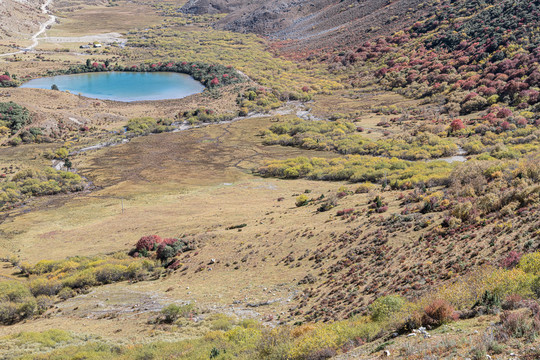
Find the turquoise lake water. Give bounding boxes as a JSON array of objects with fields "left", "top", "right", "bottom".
[{"left": 20, "top": 72, "right": 206, "bottom": 102}]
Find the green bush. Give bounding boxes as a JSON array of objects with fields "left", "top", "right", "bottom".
[
  {"left": 0, "top": 282, "right": 36, "bottom": 324},
  {"left": 0, "top": 102, "right": 31, "bottom": 134},
  {"left": 29, "top": 278, "right": 62, "bottom": 297},
  {"left": 369, "top": 295, "right": 406, "bottom": 322},
  {"left": 160, "top": 303, "right": 196, "bottom": 324},
  {"left": 94, "top": 264, "right": 129, "bottom": 284}
]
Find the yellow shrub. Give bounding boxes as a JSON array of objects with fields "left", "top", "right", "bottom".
[
  {"left": 288, "top": 325, "right": 339, "bottom": 359},
  {"left": 432, "top": 266, "right": 534, "bottom": 309},
  {"left": 519, "top": 252, "right": 540, "bottom": 275},
  {"left": 290, "top": 324, "right": 316, "bottom": 338}
]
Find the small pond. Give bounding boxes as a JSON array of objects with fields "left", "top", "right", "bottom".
[{"left": 21, "top": 71, "right": 205, "bottom": 102}]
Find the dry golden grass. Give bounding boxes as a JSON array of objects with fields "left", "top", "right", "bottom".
[{"left": 50, "top": 2, "right": 162, "bottom": 36}]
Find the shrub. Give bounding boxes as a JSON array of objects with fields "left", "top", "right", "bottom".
[
  {"left": 61, "top": 268, "right": 97, "bottom": 289},
  {"left": 501, "top": 251, "right": 522, "bottom": 270},
  {"left": 305, "top": 347, "right": 336, "bottom": 360},
  {"left": 57, "top": 287, "right": 76, "bottom": 300},
  {"left": 296, "top": 194, "right": 310, "bottom": 207},
  {"left": 35, "top": 295, "right": 54, "bottom": 314},
  {"left": 211, "top": 314, "right": 235, "bottom": 331},
  {"left": 519, "top": 253, "right": 540, "bottom": 275},
  {"left": 369, "top": 295, "right": 406, "bottom": 322},
  {"left": 136, "top": 235, "right": 162, "bottom": 252},
  {"left": 355, "top": 182, "right": 374, "bottom": 193},
  {"left": 498, "top": 309, "right": 540, "bottom": 339},
  {"left": 29, "top": 278, "right": 62, "bottom": 297},
  {"left": 422, "top": 299, "right": 457, "bottom": 327},
  {"left": 0, "top": 102, "right": 31, "bottom": 134},
  {"left": 94, "top": 264, "right": 128, "bottom": 284},
  {"left": 257, "top": 327, "right": 293, "bottom": 359},
  {"left": 159, "top": 303, "right": 195, "bottom": 324},
  {"left": 450, "top": 119, "right": 465, "bottom": 132},
  {"left": 0, "top": 282, "right": 36, "bottom": 324},
  {"left": 531, "top": 277, "right": 540, "bottom": 298},
  {"left": 336, "top": 208, "right": 354, "bottom": 217},
  {"left": 156, "top": 244, "right": 176, "bottom": 261}
]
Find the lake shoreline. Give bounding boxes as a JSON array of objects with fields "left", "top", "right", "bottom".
[{"left": 20, "top": 71, "right": 206, "bottom": 102}]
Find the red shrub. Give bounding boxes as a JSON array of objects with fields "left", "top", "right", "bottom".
[
  {"left": 136, "top": 235, "right": 162, "bottom": 251},
  {"left": 450, "top": 119, "right": 465, "bottom": 132},
  {"left": 497, "top": 107, "right": 513, "bottom": 118},
  {"left": 422, "top": 299, "right": 457, "bottom": 327},
  {"left": 516, "top": 117, "right": 528, "bottom": 127},
  {"left": 501, "top": 121, "right": 511, "bottom": 131},
  {"left": 462, "top": 92, "right": 478, "bottom": 102},
  {"left": 160, "top": 238, "right": 178, "bottom": 246},
  {"left": 501, "top": 251, "right": 522, "bottom": 269}
]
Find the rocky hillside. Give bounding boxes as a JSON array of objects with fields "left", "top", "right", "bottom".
[
  {"left": 0, "top": 0, "right": 47, "bottom": 40},
  {"left": 181, "top": 0, "right": 431, "bottom": 51}
]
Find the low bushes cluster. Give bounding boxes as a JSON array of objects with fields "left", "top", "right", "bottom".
[
  {"left": 263, "top": 118, "right": 458, "bottom": 160},
  {"left": 0, "top": 281, "right": 37, "bottom": 325},
  {"left": 0, "top": 73, "right": 18, "bottom": 87},
  {"left": 237, "top": 88, "right": 284, "bottom": 114},
  {"left": 0, "top": 168, "right": 84, "bottom": 210},
  {"left": 0, "top": 101, "right": 31, "bottom": 136},
  {"left": 125, "top": 117, "right": 174, "bottom": 135},
  {"left": 16, "top": 315, "right": 383, "bottom": 360},
  {"left": 179, "top": 108, "right": 238, "bottom": 124},
  {"left": 130, "top": 234, "right": 196, "bottom": 269},
  {"left": 366, "top": 0, "right": 540, "bottom": 117},
  {"left": 124, "top": 23, "right": 342, "bottom": 96},
  {"left": 257, "top": 155, "right": 454, "bottom": 189},
  {"left": 0, "top": 254, "right": 160, "bottom": 325},
  {"left": 158, "top": 303, "right": 197, "bottom": 324}
]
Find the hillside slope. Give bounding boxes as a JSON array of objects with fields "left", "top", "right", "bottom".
[
  {"left": 181, "top": 0, "right": 430, "bottom": 50},
  {"left": 0, "top": 0, "right": 47, "bottom": 40}
]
